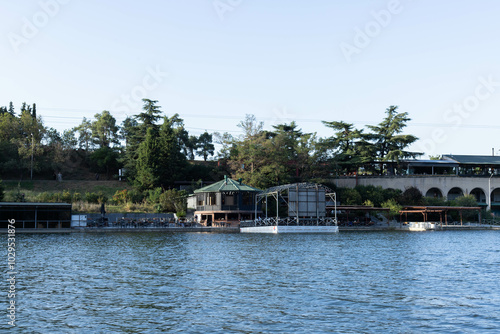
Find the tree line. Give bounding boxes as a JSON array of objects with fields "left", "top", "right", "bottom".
[{"left": 0, "top": 100, "right": 421, "bottom": 191}]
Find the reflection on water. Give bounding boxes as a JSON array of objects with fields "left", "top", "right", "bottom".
[{"left": 5, "top": 231, "right": 500, "bottom": 333}]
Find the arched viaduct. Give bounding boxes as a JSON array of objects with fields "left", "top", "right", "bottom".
[{"left": 334, "top": 176, "right": 500, "bottom": 209}]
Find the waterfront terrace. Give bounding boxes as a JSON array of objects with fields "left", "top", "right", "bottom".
[{"left": 334, "top": 155, "right": 500, "bottom": 213}]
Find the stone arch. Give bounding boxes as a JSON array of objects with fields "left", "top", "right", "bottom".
[
  {"left": 425, "top": 187, "right": 443, "bottom": 198},
  {"left": 491, "top": 188, "right": 500, "bottom": 206},
  {"left": 447, "top": 187, "right": 464, "bottom": 201},
  {"left": 470, "top": 188, "right": 486, "bottom": 204}
]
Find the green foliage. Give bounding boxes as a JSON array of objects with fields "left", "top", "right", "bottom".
[
  {"left": 366, "top": 106, "right": 421, "bottom": 162},
  {"left": 399, "top": 186, "right": 424, "bottom": 205},
  {"left": 74, "top": 117, "right": 93, "bottom": 151},
  {"left": 355, "top": 185, "right": 385, "bottom": 207},
  {"left": 0, "top": 180, "right": 4, "bottom": 201},
  {"left": 450, "top": 195, "right": 479, "bottom": 221},
  {"left": 126, "top": 189, "right": 145, "bottom": 203},
  {"left": 72, "top": 192, "right": 82, "bottom": 202},
  {"left": 146, "top": 187, "right": 163, "bottom": 205},
  {"left": 197, "top": 131, "right": 215, "bottom": 161},
  {"left": 382, "top": 188, "right": 402, "bottom": 202},
  {"left": 231, "top": 118, "right": 316, "bottom": 189},
  {"left": 320, "top": 105, "right": 421, "bottom": 173},
  {"left": 85, "top": 192, "right": 108, "bottom": 204},
  {"left": 339, "top": 187, "right": 362, "bottom": 205},
  {"left": 363, "top": 199, "right": 374, "bottom": 207},
  {"left": 135, "top": 127, "right": 161, "bottom": 189},
  {"left": 91, "top": 110, "right": 119, "bottom": 148},
  {"left": 451, "top": 195, "right": 478, "bottom": 207},
  {"left": 33, "top": 190, "right": 81, "bottom": 203},
  {"left": 89, "top": 147, "right": 120, "bottom": 179},
  {"left": 424, "top": 196, "right": 447, "bottom": 206},
  {"left": 320, "top": 121, "right": 372, "bottom": 170},
  {"left": 381, "top": 198, "right": 402, "bottom": 219},
  {"left": 159, "top": 189, "right": 187, "bottom": 213},
  {"left": 112, "top": 189, "right": 129, "bottom": 204},
  {"left": 61, "top": 190, "right": 72, "bottom": 203}
]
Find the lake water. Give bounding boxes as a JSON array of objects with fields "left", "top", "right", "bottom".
[{"left": 4, "top": 231, "right": 500, "bottom": 333}]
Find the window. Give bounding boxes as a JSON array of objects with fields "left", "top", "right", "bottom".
[{"left": 208, "top": 193, "right": 217, "bottom": 205}]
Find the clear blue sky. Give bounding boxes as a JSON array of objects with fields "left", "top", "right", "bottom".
[{"left": 2, "top": 0, "right": 500, "bottom": 158}]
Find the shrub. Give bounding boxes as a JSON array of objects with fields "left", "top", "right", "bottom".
[
  {"left": 72, "top": 192, "right": 82, "bottom": 203},
  {"left": 85, "top": 192, "right": 99, "bottom": 204},
  {"left": 86, "top": 192, "right": 108, "bottom": 204},
  {"left": 381, "top": 198, "right": 402, "bottom": 220},
  {"left": 146, "top": 187, "right": 162, "bottom": 205},
  {"left": 159, "top": 189, "right": 187, "bottom": 213},
  {"left": 339, "top": 187, "right": 362, "bottom": 205},
  {"left": 400, "top": 186, "right": 424, "bottom": 205},
  {"left": 61, "top": 190, "right": 72, "bottom": 203},
  {"left": 127, "top": 189, "right": 145, "bottom": 203},
  {"left": 112, "top": 189, "right": 128, "bottom": 205}
]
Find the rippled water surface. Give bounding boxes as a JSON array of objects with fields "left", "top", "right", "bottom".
[{"left": 4, "top": 231, "right": 500, "bottom": 333}]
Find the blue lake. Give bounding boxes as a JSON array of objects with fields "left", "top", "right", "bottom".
[{"left": 4, "top": 231, "right": 500, "bottom": 333}]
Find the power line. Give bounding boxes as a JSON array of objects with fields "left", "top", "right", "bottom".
[{"left": 36, "top": 108, "right": 500, "bottom": 130}]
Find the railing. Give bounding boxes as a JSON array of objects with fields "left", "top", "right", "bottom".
[
  {"left": 481, "top": 219, "right": 500, "bottom": 226},
  {"left": 245, "top": 217, "right": 337, "bottom": 227},
  {"left": 86, "top": 217, "right": 200, "bottom": 228},
  {"left": 1, "top": 220, "right": 69, "bottom": 228}
]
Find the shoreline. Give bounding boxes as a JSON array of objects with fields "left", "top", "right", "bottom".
[{"left": 1, "top": 225, "right": 498, "bottom": 233}]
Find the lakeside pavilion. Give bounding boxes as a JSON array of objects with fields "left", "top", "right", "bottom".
[
  {"left": 0, "top": 202, "right": 72, "bottom": 229},
  {"left": 188, "top": 176, "right": 262, "bottom": 227}
]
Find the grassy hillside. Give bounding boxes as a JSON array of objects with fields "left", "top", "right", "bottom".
[
  {"left": 2, "top": 180, "right": 130, "bottom": 198},
  {"left": 1, "top": 180, "right": 135, "bottom": 213}
]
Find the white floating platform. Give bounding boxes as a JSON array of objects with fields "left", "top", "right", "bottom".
[
  {"left": 406, "top": 222, "right": 436, "bottom": 231},
  {"left": 240, "top": 225, "right": 339, "bottom": 234}
]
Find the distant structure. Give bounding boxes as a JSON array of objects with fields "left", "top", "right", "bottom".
[
  {"left": 336, "top": 154, "right": 500, "bottom": 212},
  {"left": 240, "top": 183, "right": 339, "bottom": 233},
  {"left": 0, "top": 202, "right": 72, "bottom": 229},
  {"left": 187, "top": 176, "right": 262, "bottom": 227}
]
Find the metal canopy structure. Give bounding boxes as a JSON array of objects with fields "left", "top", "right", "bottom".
[
  {"left": 252, "top": 183, "right": 338, "bottom": 227},
  {"left": 399, "top": 206, "right": 482, "bottom": 225}
]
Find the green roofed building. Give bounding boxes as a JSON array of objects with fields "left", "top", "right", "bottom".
[{"left": 188, "top": 176, "right": 262, "bottom": 227}]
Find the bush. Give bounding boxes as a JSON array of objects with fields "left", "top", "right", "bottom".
[
  {"left": 85, "top": 191, "right": 108, "bottom": 204},
  {"left": 0, "top": 180, "right": 4, "bottom": 202},
  {"left": 72, "top": 192, "right": 82, "bottom": 203},
  {"left": 146, "top": 187, "right": 163, "bottom": 205},
  {"left": 424, "top": 196, "right": 447, "bottom": 206},
  {"left": 61, "top": 190, "right": 72, "bottom": 203},
  {"left": 85, "top": 192, "right": 99, "bottom": 204},
  {"left": 381, "top": 198, "right": 402, "bottom": 220},
  {"left": 112, "top": 189, "right": 128, "bottom": 205},
  {"left": 355, "top": 185, "right": 384, "bottom": 207},
  {"left": 400, "top": 186, "right": 424, "bottom": 205},
  {"left": 339, "top": 187, "right": 362, "bottom": 205},
  {"left": 127, "top": 189, "right": 145, "bottom": 203},
  {"left": 159, "top": 189, "right": 187, "bottom": 213}
]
